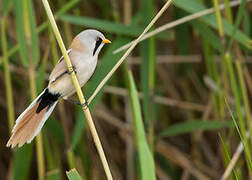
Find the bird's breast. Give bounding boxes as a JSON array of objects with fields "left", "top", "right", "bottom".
[{"left": 75, "top": 55, "right": 98, "bottom": 87}]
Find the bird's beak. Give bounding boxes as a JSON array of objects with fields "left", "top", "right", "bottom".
[{"left": 102, "top": 38, "right": 112, "bottom": 44}]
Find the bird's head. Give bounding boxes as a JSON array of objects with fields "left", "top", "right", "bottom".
[{"left": 73, "top": 29, "right": 111, "bottom": 57}]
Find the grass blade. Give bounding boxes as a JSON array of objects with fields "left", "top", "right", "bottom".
[
  {"left": 160, "top": 120, "right": 233, "bottom": 137},
  {"left": 192, "top": 21, "right": 223, "bottom": 52},
  {"left": 60, "top": 15, "right": 143, "bottom": 36},
  {"left": 127, "top": 70, "right": 156, "bottom": 180},
  {"left": 66, "top": 169, "right": 83, "bottom": 180},
  {"left": 59, "top": 14, "right": 171, "bottom": 39},
  {"left": 225, "top": 98, "right": 252, "bottom": 171},
  {"left": 140, "top": 0, "right": 156, "bottom": 151}
]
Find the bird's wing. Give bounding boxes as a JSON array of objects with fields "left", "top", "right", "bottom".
[{"left": 49, "top": 49, "right": 72, "bottom": 83}]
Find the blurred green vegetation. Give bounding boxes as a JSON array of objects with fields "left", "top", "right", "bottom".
[{"left": 1, "top": 0, "right": 252, "bottom": 179}]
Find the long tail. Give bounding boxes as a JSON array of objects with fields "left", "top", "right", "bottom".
[{"left": 6, "top": 88, "right": 60, "bottom": 148}]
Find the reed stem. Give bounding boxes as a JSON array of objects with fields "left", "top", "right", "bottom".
[
  {"left": 236, "top": 61, "right": 252, "bottom": 137},
  {"left": 213, "top": 0, "right": 224, "bottom": 38},
  {"left": 23, "top": 0, "right": 45, "bottom": 178},
  {"left": 1, "top": 18, "right": 15, "bottom": 133}
]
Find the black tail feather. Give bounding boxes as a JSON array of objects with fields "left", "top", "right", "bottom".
[{"left": 36, "top": 88, "right": 60, "bottom": 113}]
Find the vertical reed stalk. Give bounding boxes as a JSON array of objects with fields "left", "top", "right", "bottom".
[
  {"left": 202, "top": 38, "right": 219, "bottom": 118},
  {"left": 41, "top": 0, "right": 113, "bottom": 179},
  {"left": 28, "top": 63, "right": 45, "bottom": 180},
  {"left": 59, "top": 0, "right": 73, "bottom": 45},
  {"left": 212, "top": 0, "right": 226, "bottom": 118},
  {"left": 23, "top": 0, "right": 45, "bottom": 179},
  {"left": 225, "top": 53, "right": 252, "bottom": 170},
  {"left": 1, "top": 18, "right": 15, "bottom": 133},
  {"left": 236, "top": 61, "right": 252, "bottom": 137},
  {"left": 123, "top": 1, "right": 135, "bottom": 179},
  {"left": 213, "top": 0, "right": 224, "bottom": 38},
  {"left": 224, "top": 0, "right": 233, "bottom": 24}
]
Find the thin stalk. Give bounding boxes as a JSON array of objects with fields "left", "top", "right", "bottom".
[
  {"left": 141, "top": 0, "right": 156, "bottom": 152},
  {"left": 212, "top": 0, "right": 227, "bottom": 119},
  {"left": 225, "top": 53, "right": 252, "bottom": 170},
  {"left": 41, "top": 0, "right": 113, "bottom": 179},
  {"left": 202, "top": 38, "right": 220, "bottom": 119},
  {"left": 49, "top": 27, "right": 59, "bottom": 65},
  {"left": 1, "top": 18, "right": 15, "bottom": 133},
  {"left": 226, "top": 98, "right": 252, "bottom": 171},
  {"left": 59, "top": 0, "right": 73, "bottom": 45},
  {"left": 236, "top": 60, "right": 252, "bottom": 148},
  {"left": 67, "top": 148, "right": 75, "bottom": 169},
  {"left": 213, "top": 0, "right": 224, "bottom": 38},
  {"left": 88, "top": 0, "right": 173, "bottom": 104},
  {"left": 219, "top": 134, "right": 238, "bottom": 179},
  {"left": 224, "top": 0, "right": 233, "bottom": 24},
  {"left": 23, "top": 0, "right": 45, "bottom": 179}
]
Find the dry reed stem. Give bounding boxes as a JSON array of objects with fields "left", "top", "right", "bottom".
[
  {"left": 41, "top": 0, "right": 113, "bottom": 179},
  {"left": 104, "top": 86, "right": 206, "bottom": 111},
  {"left": 128, "top": 55, "right": 201, "bottom": 64},
  {"left": 221, "top": 131, "right": 250, "bottom": 180},
  {"left": 1, "top": 18, "right": 15, "bottom": 133},
  {"left": 87, "top": 0, "right": 173, "bottom": 104},
  {"left": 213, "top": 0, "right": 225, "bottom": 38},
  {"left": 113, "top": 0, "right": 251, "bottom": 54},
  {"left": 221, "top": 141, "right": 244, "bottom": 180},
  {"left": 94, "top": 104, "right": 130, "bottom": 131}
]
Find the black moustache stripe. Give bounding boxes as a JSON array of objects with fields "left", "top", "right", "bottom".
[{"left": 93, "top": 38, "right": 103, "bottom": 56}]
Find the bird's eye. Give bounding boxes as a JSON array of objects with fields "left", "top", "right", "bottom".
[{"left": 96, "top": 37, "right": 103, "bottom": 42}]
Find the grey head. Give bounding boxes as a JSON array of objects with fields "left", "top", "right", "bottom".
[{"left": 76, "top": 29, "right": 111, "bottom": 57}]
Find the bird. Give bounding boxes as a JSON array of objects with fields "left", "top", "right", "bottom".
[{"left": 6, "top": 29, "right": 111, "bottom": 148}]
